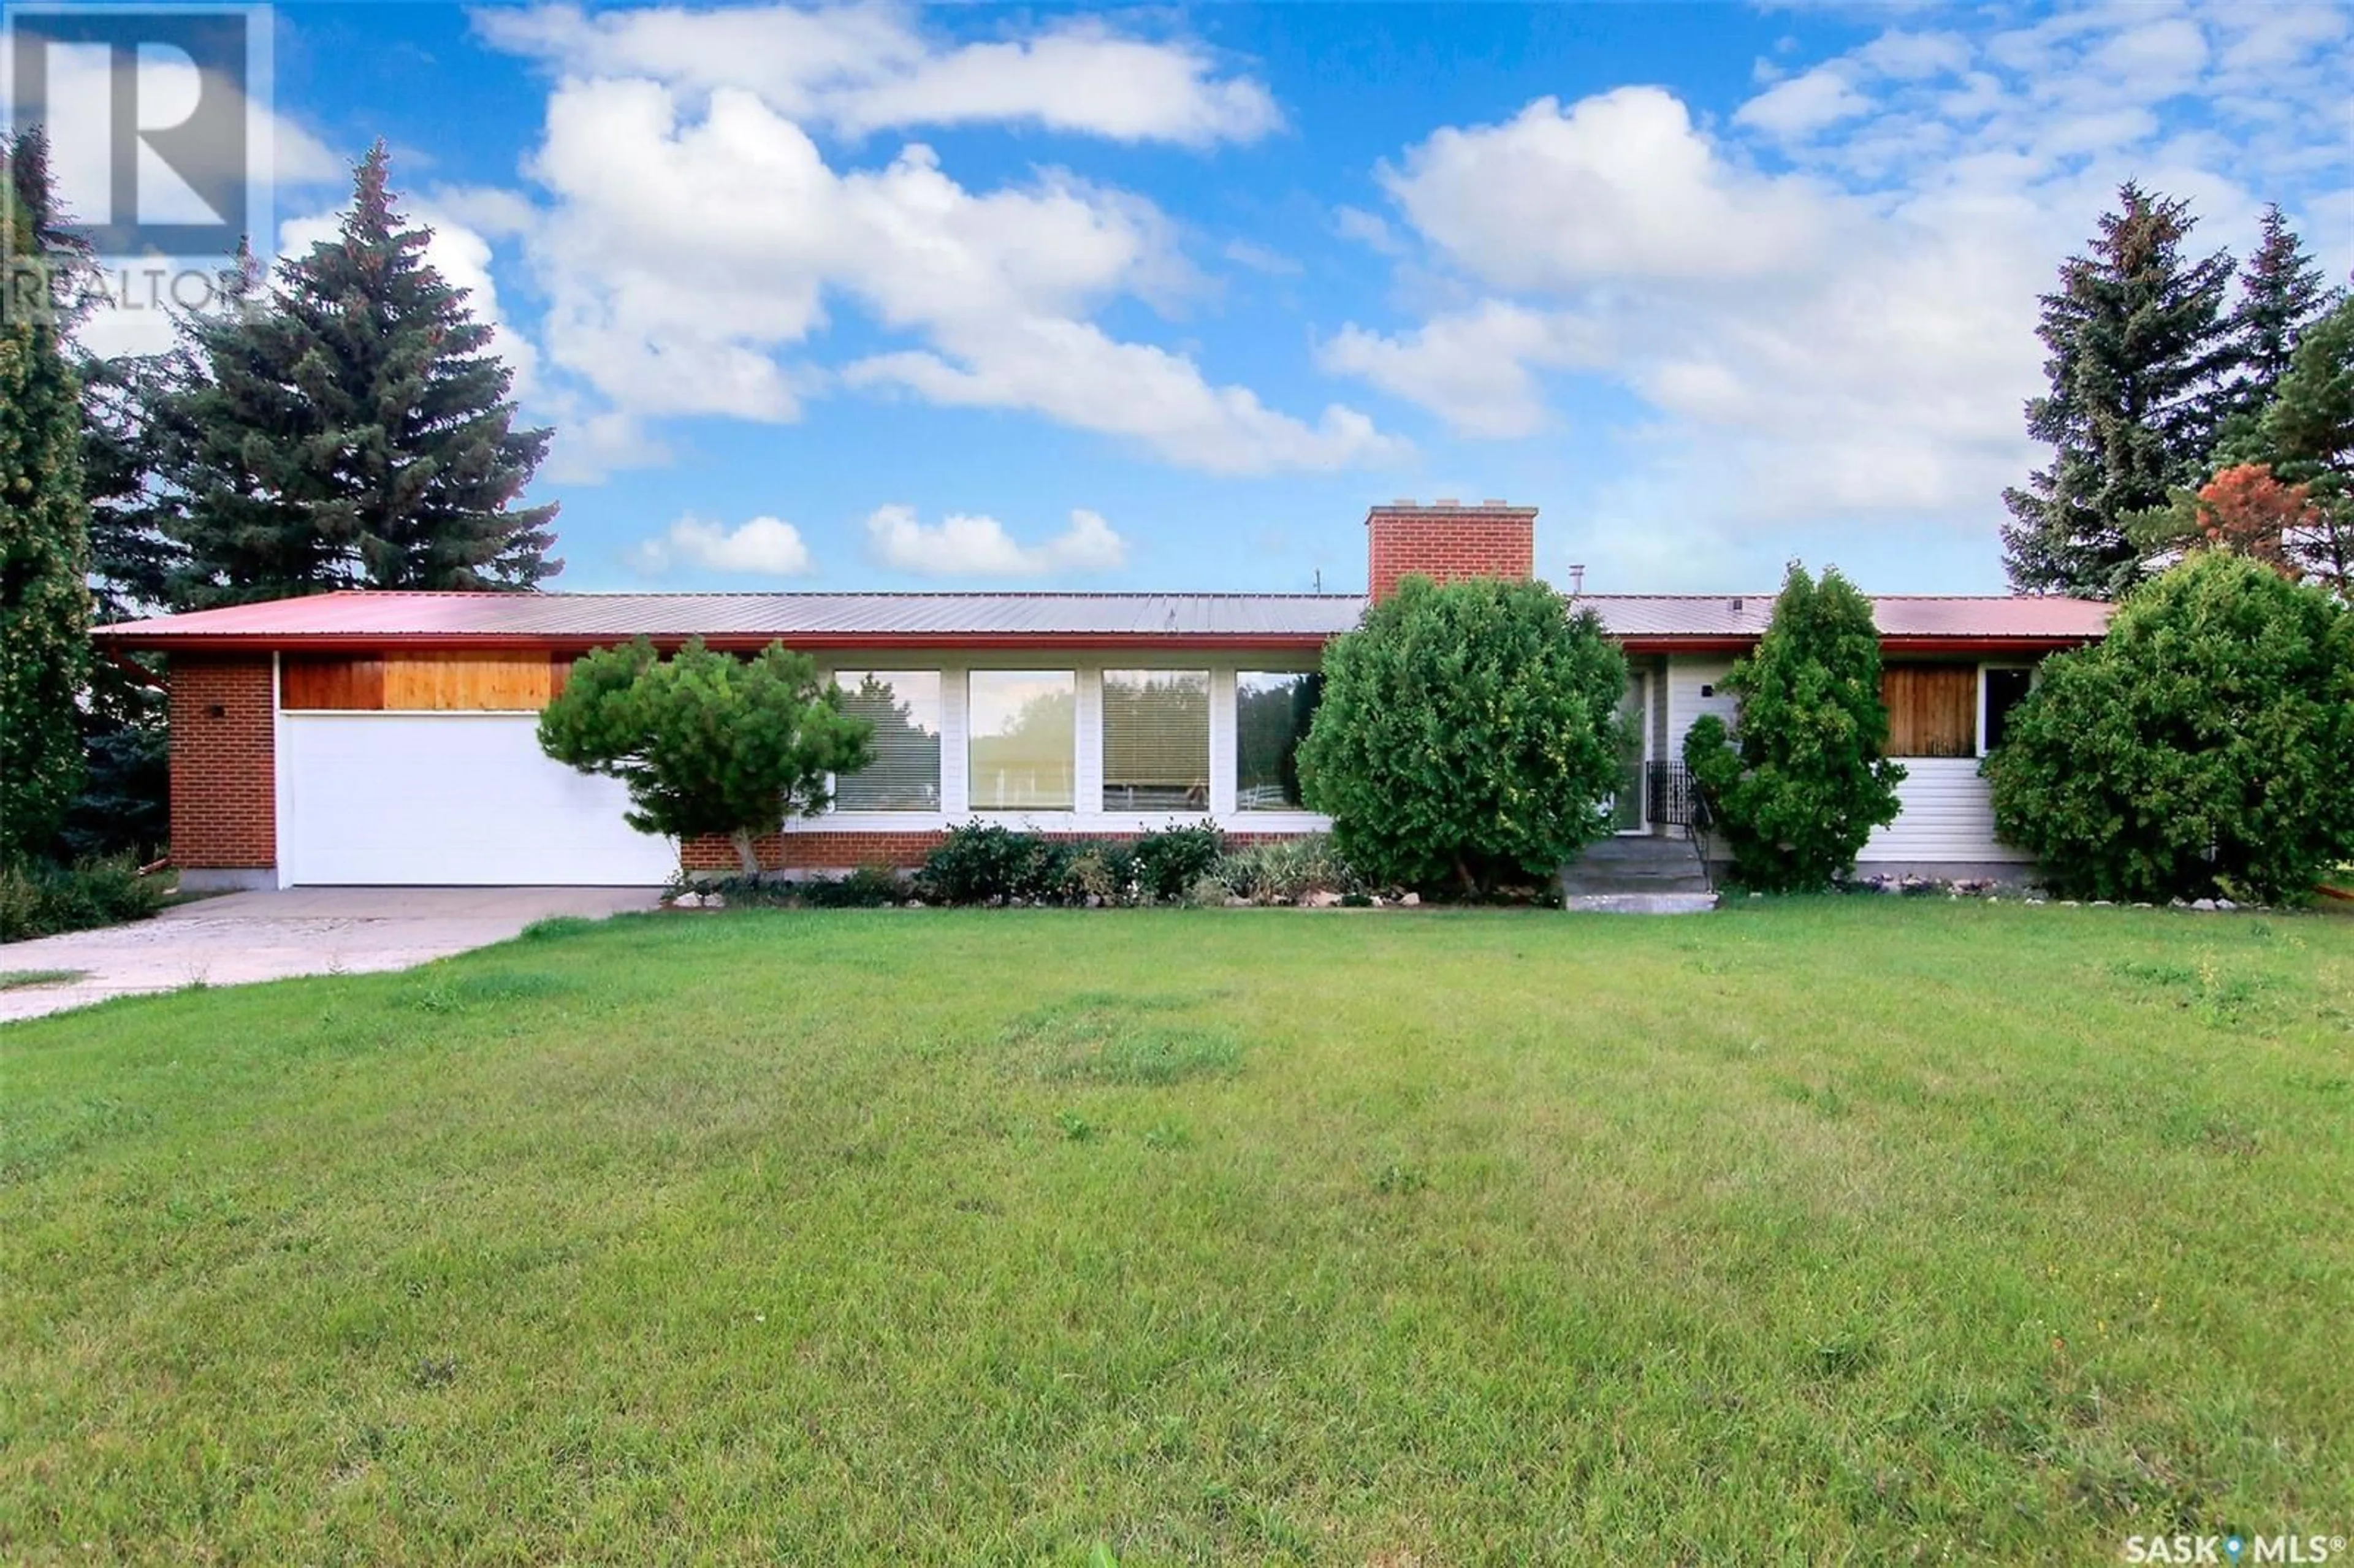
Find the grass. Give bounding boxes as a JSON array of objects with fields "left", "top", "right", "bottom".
[
  {"left": 0, "top": 969, "right": 83, "bottom": 991},
  {"left": 2, "top": 902, "right": 2350, "bottom": 1564}
]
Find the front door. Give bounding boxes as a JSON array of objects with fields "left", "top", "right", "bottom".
[{"left": 1612, "top": 674, "right": 1647, "bottom": 832}]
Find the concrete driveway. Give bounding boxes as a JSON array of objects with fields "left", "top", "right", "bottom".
[{"left": 0, "top": 887, "right": 661, "bottom": 1024}]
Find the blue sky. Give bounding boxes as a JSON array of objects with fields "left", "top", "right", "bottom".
[{"left": 83, "top": 2, "right": 2354, "bottom": 594}]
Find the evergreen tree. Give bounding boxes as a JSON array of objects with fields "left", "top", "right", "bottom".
[
  {"left": 539, "top": 639, "right": 872, "bottom": 877},
  {"left": 1681, "top": 563, "right": 1904, "bottom": 892},
  {"left": 2002, "top": 183, "right": 2238, "bottom": 597},
  {"left": 1296, "top": 576, "right": 1628, "bottom": 896},
  {"left": 169, "top": 143, "right": 559, "bottom": 605},
  {"left": 0, "top": 167, "right": 91, "bottom": 865},
  {"left": 2252, "top": 297, "right": 2354, "bottom": 593},
  {"left": 2225, "top": 203, "right": 2337, "bottom": 423}
]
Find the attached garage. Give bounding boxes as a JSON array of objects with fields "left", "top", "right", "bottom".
[{"left": 278, "top": 713, "right": 677, "bottom": 886}]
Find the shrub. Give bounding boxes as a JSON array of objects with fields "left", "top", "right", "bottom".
[
  {"left": 1984, "top": 552, "right": 2354, "bottom": 902},
  {"left": 916, "top": 821, "right": 1068, "bottom": 905},
  {"left": 801, "top": 865, "right": 911, "bottom": 908},
  {"left": 0, "top": 857, "right": 167, "bottom": 943},
  {"left": 1683, "top": 563, "right": 1905, "bottom": 892},
  {"left": 1298, "top": 575, "right": 1628, "bottom": 894},
  {"left": 1130, "top": 824, "right": 1225, "bottom": 903}
]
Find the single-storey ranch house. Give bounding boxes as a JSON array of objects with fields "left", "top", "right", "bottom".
[{"left": 94, "top": 502, "right": 2114, "bottom": 889}]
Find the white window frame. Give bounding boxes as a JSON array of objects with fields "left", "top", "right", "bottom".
[
  {"left": 810, "top": 652, "right": 1330, "bottom": 835},
  {"left": 827, "top": 669, "right": 946, "bottom": 814}
]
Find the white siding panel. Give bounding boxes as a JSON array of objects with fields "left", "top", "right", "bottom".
[
  {"left": 1858, "top": 757, "right": 2030, "bottom": 864},
  {"left": 1664, "top": 655, "right": 1740, "bottom": 755}
]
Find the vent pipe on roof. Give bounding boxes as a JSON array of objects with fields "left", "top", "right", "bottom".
[
  {"left": 1567, "top": 564, "right": 1585, "bottom": 596},
  {"left": 1730, "top": 596, "right": 1745, "bottom": 615}
]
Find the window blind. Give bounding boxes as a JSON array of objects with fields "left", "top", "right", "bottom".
[
  {"left": 833, "top": 671, "right": 942, "bottom": 811},
  {"left": 1102, "top": 670, "right": 1209, "bottom": 811},
  {"left": 1235, "top": 672, "right": 1321, "bottom": 810},
  {"left": 969, "top": 671, "right": 1075, "bottom": 810}
]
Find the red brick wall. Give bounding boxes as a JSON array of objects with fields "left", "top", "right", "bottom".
[
  {"left": 684, "top": 828, "right": 1314, "bottom": 873},
  {"left": 169, "top": 656, "right": 276, "bottom": 869},
  {"left": 1366, "top": 501, "right": 1536, "bottom": 602}
]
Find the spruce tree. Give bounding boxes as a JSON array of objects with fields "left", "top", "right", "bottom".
[
  {"left": 2254, "top": 297, "right": 2354, "bottom": 593},
  {"left": 2225, "top": 203, "right": 2336, "bottom": 423},
  {"left": 2001, "top": 183, "right": 2238, "bottom": 597},
  {"left": 169, "top": 143, "right": 559, "bottom": 604},
  {"left": 0, "top": 167, "right": 91, "bottom": 865}
]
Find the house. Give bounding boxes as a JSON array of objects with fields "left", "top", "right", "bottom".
[{"left": 93, "top": 501, "right": 2112, "bottom": 889}]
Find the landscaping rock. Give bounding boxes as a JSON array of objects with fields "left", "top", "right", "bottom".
[
  {"left": 702, "top": 894, "right": 726, "bottom": 910},
  {"left": 2191, "top": 897, "right": 2219, "bottom": 911},
  {"left": 672, "top": 892, "right": 703, "bottom": 909},
  {"left": 1400, "top": 892, "right": 1421, "bottom": 907},
  {"left": 1305, "top": 891, "right": 1343, "bottom": 908}
]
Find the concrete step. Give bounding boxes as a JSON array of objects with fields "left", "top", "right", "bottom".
[
  {"left": 1563, "top": 892, "right": 1720, "bottom": 915},
  {"left": 1560, "top": 834, "right": 1711, "bottom": 899},
  {"left": 1561, "top": 873, "right": 1715, "bottom": 895}
]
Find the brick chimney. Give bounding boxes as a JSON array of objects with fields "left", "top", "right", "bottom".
[{"left": 1365, "top": 498, "right": 1537, "bottom": 602}]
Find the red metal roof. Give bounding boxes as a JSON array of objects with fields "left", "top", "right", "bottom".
[{"left": 93, "top": 587, "right": 2112, "bottom": 652}]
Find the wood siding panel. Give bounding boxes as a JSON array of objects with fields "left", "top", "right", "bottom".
[
  {"left": 281, "top": 656, "right": 386, "bottom": 710},
  {"left": 1883, "top": 664, "right": 1977, "bottom": 758},
  {"left": 1857, "top": 757, "right": 2031, "bottom": 864},
  {"left": 381, "top": 653, "right": 557, "bottom": 712}
]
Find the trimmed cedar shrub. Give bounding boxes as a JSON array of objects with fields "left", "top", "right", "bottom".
[
  {"left": 1984, "top": 550, "right": 2354, "bottom": 904},
  {"left": 1297, "top": 575, "right": 1628, "bottom": 895},
  {"left": 1683, "top": 563, "right": 1905, "bottom": 892}
]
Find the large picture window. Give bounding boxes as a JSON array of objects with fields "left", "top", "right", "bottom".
[
  {"left": 1235, "top": 671, "right": 1322, "bottom": 810},
  {"left": 969, "top": 671, "right": 1075, "bottom": 810},
  {"left": 1102, "top": 669, "right": 1209, "bottom": 811},
  {"left": 832, "top": 671, "right": 942, "bottom": 812}
]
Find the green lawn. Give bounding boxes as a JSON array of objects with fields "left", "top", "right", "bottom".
[{"left": 4, "top": 904, "right": 2349, "bottom": 1564}]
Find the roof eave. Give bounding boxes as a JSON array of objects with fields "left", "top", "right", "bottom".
[{"left": 90, "top": 629, "right": 1350, "bottom": 654}]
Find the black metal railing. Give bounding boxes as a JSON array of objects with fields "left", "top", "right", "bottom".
[{"left": 1645, "top": 760, "right": 1701, "bottom": 828}]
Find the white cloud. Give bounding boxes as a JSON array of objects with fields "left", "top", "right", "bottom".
[
  {"left": 631, "top": 514, "right": 815, "bottom": 576},
  {"left": 1336, "top": 1, "right": 2354, "bottom": 535},
  {"left": 1381, "top": 88, "right": 1842, "bottom": 291},
  {"left": 1318, "top": 303, "right": 1603, "bottom": 438},
  {"left": 476, "top": 2, "right": 1279, "bottom": 148},
  {"left": 848, "top": 316, "right": 1401, "bottom": 473},
  {"left": 862, "top": 504, "right": 1126, "bottom": 577},
  {"left": 1735, "top": 66, "right": 1872, "bottom": 138},
  {"left": 491, "top": 74, "right": 1396, "bottom": 475}
]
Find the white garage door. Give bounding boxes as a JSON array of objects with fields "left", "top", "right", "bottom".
[{"left": 280, "top": 714, "right": 679, "bottom": 886}]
